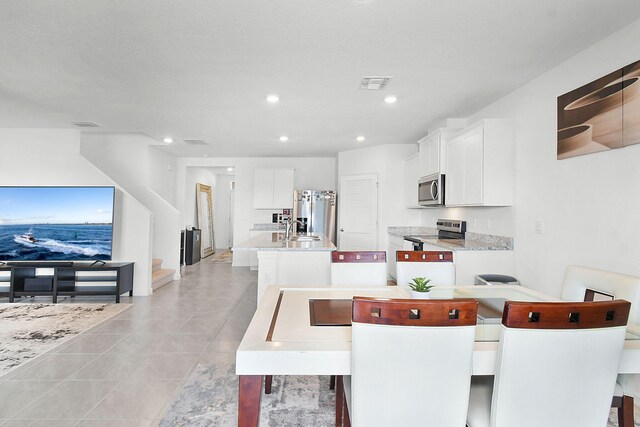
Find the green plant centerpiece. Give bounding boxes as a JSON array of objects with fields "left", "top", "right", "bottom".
[{"left": 408, "top": 277, "right": 433, "bottom": 299}]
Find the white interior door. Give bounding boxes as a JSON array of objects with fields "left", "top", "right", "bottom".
[{"left": 338, "top": 174, "right": 378, "bottom": 250}]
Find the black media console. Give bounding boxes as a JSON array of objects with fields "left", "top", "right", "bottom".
[{"left": 0, "top": 262, "right": 134, "bottom": 303}]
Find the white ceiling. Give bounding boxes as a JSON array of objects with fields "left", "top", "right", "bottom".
[{"left": 1, "top": 1, "right": 640, "bottom": 158}]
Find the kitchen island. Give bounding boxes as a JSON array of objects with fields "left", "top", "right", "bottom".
[
  {"left": 388, "top": 226, "right": 515, "bottom": 285},
  {"left": 233, "top": 232, "right": 336, "bottom": 303}
]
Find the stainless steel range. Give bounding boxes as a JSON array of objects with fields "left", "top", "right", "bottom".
[
  {"left": 404, "top": 219, "right": 466, "bottom": 250},
  {"left": 436, "top": 219, "right": 466, "bottom": 239}
]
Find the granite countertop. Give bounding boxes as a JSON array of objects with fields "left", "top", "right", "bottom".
[
  {"left": 408, "top": 236, "right": 512, "bottom": 251},
  {"left": 233, "top": 232, "right": 336, "bottom": 251},
  {"left": 388, "top": 226, "right": 437, "bottom": 237},
  {"left": 389, "top": 226, "right": 513, "bottom": 251},
  {"left": 250, "top": 223, "right": 286, "bottom": 232}
]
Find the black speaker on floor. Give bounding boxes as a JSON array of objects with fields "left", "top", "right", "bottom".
[{"left": 185, "top": 228, "right": 201, "bottom": 265}]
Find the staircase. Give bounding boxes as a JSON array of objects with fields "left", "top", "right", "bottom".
[{"left": 152, "top": 258, "right": 175, "bottom": 291}]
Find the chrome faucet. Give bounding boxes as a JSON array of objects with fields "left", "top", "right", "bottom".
[{"left": 285, "top": 217, "right": 304, "bottom": 240}]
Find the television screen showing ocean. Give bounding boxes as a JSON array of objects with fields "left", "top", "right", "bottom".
[{"left": 0, "top": 224, "right": 112, "bottom": 261}]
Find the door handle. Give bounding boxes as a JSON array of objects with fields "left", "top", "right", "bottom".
[
  {"left": 430, "top": 181, "right": 438, "bottom": 200},
  {"left": 339, "top": 228, "right": 344, "bottom": 232}
]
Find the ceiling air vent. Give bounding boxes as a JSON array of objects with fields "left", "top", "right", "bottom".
[
  {"left": 71, "top": 121, "right": 100, "bottom": 128},
  {"left": 183, "top": 139, "right": 208, "bottom": 145},
  {"left": 360, "top": 76, "right": 392, "bottom": 90}
]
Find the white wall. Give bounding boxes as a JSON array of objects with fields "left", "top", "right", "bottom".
[
  {"left": 81, "top": 133, "right": 182, "bottom": 278},
  {"left": 183, "top": 168, "right": 218, "bottom": 229},
  {"left": 428, "top": 19, "right": 640, "bottom": 298},
  {"left": 0, "top": 129, "right": 153, "bottom": 296},
  {"left": 338, "top": 144, "right": 422, "bottom": 252},
  {"left": 176, "top": 157, "right": 337, "bottom": 266},
  {"left": 148, "top": 146, "right": 178, "bottom": 206},
  {"left": 182, "top": 169, "right": 236, "bottom": 251}
]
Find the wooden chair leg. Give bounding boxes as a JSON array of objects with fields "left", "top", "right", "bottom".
[
  {"left": 335, "top": 375, "right": 344, "bottom": 427},
  {"left": 330, "top": 374, "right": 336, "bottom": 390},
  {"left": 614, "top": 394, "right": 634, "bottom": 427},
  {"left": 264, "top": 375, "right": 273, "bottom": 394}
]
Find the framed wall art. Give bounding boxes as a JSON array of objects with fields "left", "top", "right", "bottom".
[{"left": 557, "top": 59, "right": 640, "bottom": 159}]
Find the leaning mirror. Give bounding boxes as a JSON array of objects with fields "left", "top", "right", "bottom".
[{"left": 196, "top": 183, "right": 215, "bottom": 258}]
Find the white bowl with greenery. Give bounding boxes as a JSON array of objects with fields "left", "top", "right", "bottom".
[{"left": 408, "top": 277, "right": 434, "bottom": 299}]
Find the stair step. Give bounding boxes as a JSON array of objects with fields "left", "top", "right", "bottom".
[
  {"left": 152, "top": 268, "right": 175, "bottom": 291},
  {"left": 152, "top": 258, "right": 162, "bottom": 272}
]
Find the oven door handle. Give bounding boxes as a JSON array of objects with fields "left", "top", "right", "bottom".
[{"left": 430, "top": 181, "right": 438, "bottom": 200}]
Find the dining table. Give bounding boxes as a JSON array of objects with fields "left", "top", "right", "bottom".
[{"left": 235, "top": 284, "right": 640, "bottom": 427}]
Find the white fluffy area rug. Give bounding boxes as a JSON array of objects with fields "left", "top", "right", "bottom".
[{"left": 0, "top": 303, "right": 130, "bottom": 376}]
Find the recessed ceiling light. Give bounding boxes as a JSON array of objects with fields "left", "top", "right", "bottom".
[
  {"left": 356, "top": 136, "right": 366, "bottom": 142},
  {"left": 163, "top": 137, "right": 173, "bottom": 144},
  {"left": 280, "top": 136, "right": 289, "bottom": 142},
  {"left": 266, "top": 94, "right": 279, "bottom": 103},
  {"left": 227, "top": 167, "right": 234, "bottom": 172},
  {"left": 384, "top": 96, "right": 398, "bottom": 104}
]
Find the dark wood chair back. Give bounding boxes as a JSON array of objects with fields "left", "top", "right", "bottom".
[
  {"left": 332, "top": 251, "right": 386, "bottom": 263},
  {"left": 352, "top": 297, "right": 478, "bottom": 327},
  {"left": 396, "top": 250, "right": 453, "bottom": 262},
  {"left": 502, "top": 300, "right": 631, "bottom": 329}
]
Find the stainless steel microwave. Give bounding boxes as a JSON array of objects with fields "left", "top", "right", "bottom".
[{"left": 418, "top": 173, "right": 445, "bottom": 206}]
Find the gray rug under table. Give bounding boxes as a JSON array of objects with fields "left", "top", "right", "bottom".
[
  {"left": 161, "top": 362, "right": 636, "bottom": 426},
  {"left": 160, "top": 362, "right": 334, "bottom": 427}
]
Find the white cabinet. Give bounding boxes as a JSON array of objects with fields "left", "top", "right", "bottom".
[
  {"left": 253, "top": 169, "right": 294, "bottom": 209},
  {"left": 418, "top": 128, "right": 459, "bottom": 177},
  {"left": 445, "top": 120, "right": 514, "bottom": 207},
  {"left": 387, "top": 234, "right": 404, "bottom": 279},
  {"left": 403, "top": 154, "right": 421, "bottom": 208}
]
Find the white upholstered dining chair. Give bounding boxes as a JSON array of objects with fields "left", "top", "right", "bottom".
[
  {"left": 337, "top": 297, "right": 478, "bottom": 427},
  {"left": 560, "top": 265, "right": 640, "bottom": 427},
  {"left": 330, "top": 251, "right": 387, "bottom": 287},
  {"left": 466, "top": 299, "right": 631, "bottom": 427},
  {"left": 395, "top": 250, "right": 455, "bottom": 287}
]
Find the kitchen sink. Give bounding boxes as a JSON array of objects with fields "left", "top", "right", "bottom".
[{"left": 288, "top": 235, "right": 321, "bottom": 242}]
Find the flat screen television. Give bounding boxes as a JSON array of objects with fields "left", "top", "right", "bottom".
[{"left": 0, "top": 186, "right": 115, "bottom": 262}]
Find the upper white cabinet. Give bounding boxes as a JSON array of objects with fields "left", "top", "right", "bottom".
[
  {"left": 253, "top": 169, "right": 294, "bottom": 209},
  {"left": 403, "top": 153, "right": 422, "bottom": 208},
  {"left": 418, "top": 129, "right": 456, "bottom": 177},
  {"left": 445, "top": 120, "right": 514, "bottom": 207}
]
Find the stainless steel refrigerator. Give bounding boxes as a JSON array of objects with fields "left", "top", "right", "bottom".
[{"left": 293, "top": 190, "right": 337, "bottom": 244}]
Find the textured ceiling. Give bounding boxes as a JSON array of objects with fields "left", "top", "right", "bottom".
[{"left": 1, "top": 0, "right": 640, "bottom": 157}]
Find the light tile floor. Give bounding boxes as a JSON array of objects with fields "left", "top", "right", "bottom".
[
  {"left": 0, "top": 261, "right": 257, "bottom": 427},
  {"left": 2, "top": 262, "right": 637, "bottom": 426}
]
